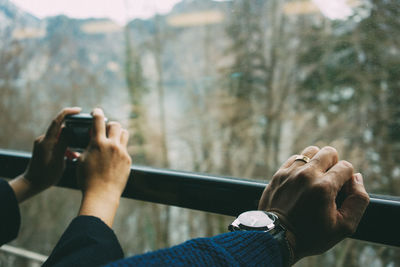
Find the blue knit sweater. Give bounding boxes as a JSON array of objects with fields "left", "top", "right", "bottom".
[
  {"left": 107, "top": 230, "right": 283, "bottom": 267},
  {"left": 1, "top": 179, "right": 283, "bottom": 267}
]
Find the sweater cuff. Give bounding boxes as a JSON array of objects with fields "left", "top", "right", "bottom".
[
  {"left": 0, "top": 179, "right": 21, "bottom": 245},
  {"left": 44, "top": 215, "right": 124, "bottom": 267},
  {"left": 213, "top": 231, "right": 283, "bottom": 266}
]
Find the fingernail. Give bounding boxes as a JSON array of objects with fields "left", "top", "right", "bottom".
[{"left": 354, "top": 173, "right": 363, "bottom": 184}]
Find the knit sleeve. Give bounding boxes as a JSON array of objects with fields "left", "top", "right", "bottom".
[
  {"left": 0, "top": 178, "right": 21, "bottom": 245},
  {"left": 106, "top": 231, "right": 283, "bottom": 267}
]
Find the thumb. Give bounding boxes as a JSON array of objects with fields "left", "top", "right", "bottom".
[{"left": 337, "top": 173, "right": 370, "bottom": 236}]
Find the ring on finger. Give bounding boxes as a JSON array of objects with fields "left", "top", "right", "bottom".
[{"left": 294, "top": 155, "right": 310, "bottom": 164}]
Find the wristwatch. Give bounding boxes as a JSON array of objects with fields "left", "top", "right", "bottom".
[{"left": 228, "top": 210, "right": 294, "bottom": 266}]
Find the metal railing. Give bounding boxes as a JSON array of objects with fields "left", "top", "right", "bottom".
[
  {"left": 0, "top": 245, "right": 47, "bottom": 265},
  {"left": 0, "top": 149, "right": 399, "bottom": 247}
]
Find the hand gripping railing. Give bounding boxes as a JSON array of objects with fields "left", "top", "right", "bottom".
[{"left": 0, "top": 149, "right": 399, "bottom": 247}]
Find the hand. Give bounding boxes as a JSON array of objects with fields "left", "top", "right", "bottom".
[
  {"left": 9, "top": 107, "right": 82, "bottom": 202},
  {"left": 77, "top": 108, "right": 131, "bottom": 227},
  {"left": 258, "top": 146, "right": 369, "bottom": 264}
]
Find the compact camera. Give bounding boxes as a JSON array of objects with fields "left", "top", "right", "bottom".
[{"left": 64, "top": 113, "right": 108, "bottom": 150}]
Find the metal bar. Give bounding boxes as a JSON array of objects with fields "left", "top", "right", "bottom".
[
  {"left": 0, "top": 245, "right": 47, "bottom": 263},
  {"left": 0, "top": 149, "right": 399, "bottom": 247}
]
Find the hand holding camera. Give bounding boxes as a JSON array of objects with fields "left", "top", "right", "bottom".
[
  {"left": 9, "top": 107, "right": 82, "bottom": 202},
  {"left": 75, "top": 108, "right": 131, "bottom": 227}
]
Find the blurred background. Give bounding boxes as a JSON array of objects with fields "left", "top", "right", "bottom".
[{"left": 0, "top": 0, "right": 399, "bottom": 266}]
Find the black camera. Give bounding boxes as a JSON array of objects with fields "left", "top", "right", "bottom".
[{"left": 64, "top": 113, "right": 108, "bottom": 150}]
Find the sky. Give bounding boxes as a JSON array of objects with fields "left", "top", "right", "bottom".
[
  {"left": 10, "top": 0, "right": 183, "bottom": 25},
  {"left": 10, "top": 0, "right": 354, "bottom": 25},
  {"left": 312, "top": 0, "right": 353, "bottom": 20}
]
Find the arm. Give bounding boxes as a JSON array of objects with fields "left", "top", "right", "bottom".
[
  {"left": 46, "top": 144, "right": 369, "bottom": 267},
  {"left": 118, "top": 146, "right": 369, "bottom": 266},
  {"left": 108, "top": 231, "right": 283, "bottom": 267},
  {"left": 44, "top": 108, "right": 131, "bottom": 267},
  {"left": 0, "top": 107, "right": 81, "bottom": 245},
  {"left": 109, "top": 146, "right": 369, "bottom": 267}
]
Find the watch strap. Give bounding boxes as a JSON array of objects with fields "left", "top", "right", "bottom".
[{"left": 270, "top": 226, "right": 293, "bottom": 267}]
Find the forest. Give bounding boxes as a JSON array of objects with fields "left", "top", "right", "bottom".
[{"left": 0, "top": 0, "right": 399, "bottom": 266}]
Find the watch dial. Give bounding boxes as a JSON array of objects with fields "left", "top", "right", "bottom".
[{"left": 238, "top": 211, "right": 274, "bottom": 228}]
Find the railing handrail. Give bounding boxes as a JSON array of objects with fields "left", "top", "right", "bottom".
[
  {"left": 0, "top": 149, "right": 399, "bottom": 247},
  {"left": 0, "top": 244, "right": 47, "bottom": 263}
]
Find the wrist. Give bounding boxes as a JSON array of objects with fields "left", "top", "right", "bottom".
[
  {"left": 9, "top": 175, "right": 43, "bottom": 203},
  {"left": 271, "top": 229, "right": 293, "bottom": 267},
  {"left": 79, "top": 189, "right": 121, "bottom": 228},
  {"left": 267, "top": 210, "right": 297, "bottom": 263},
  {"left": 268, "top": 219, "right": 296, "bottom": 266},
  {"left": 228, "top": 210, "right": 296, "bottom": 266}
]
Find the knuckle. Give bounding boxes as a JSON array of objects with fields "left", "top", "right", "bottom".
[
  {"left": 307, "top": 145, "right": 320, "bottom": 154},
  {"left": 108, "top": 121, "right": 121, "bottom": 128},
  {"left": 274, "top": 169, "right": 289, "bottom": 184},
  {"left": 310, "top": 156, "right": 322, "bottom": 166},
  {"left": 323, "top": 146, "right": 337, "bottom": 154},
  {"left": 34, "top": 136, "right": 42, "bottom": 144},
  {"left": 276, "top": 168, "right": 289, "bottom": 179},
  {"left": 308, "top": 180, "right": 333, "bottom": 202},
  {"left": 126, "top": 154, "right": 132, "bottom": 165},
  {"left": 355, "top": 191, "right": 370, "bottom": 205},
  {"left": 339, "top": 160, "right": 353, "bottom": 172},
  {"left": 327, "top": 169, "right": 341, "bottom": 180},
  {"left": 295, "top": 166, "right": 315, "bottom": 182},
  {"left": 323, "top": 146, "right": 338, "bottom": 160},
  {"left": 109, "top": 143, "right": 119, "bottom": 152}
]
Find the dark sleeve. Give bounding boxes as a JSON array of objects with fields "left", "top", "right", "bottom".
[
  {"left": 106, "top": 231, "right": 283, "bottom": 267},
  {"left": 0, "top": 178, "right": 21, "bottom": 245},
  {"left": 43, "top": 216, "right": 124, "bottom": 267}
]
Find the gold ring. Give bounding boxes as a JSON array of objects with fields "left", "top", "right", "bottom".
[{"left": 294, "top": 155, "right": 310, "bottom": 164}]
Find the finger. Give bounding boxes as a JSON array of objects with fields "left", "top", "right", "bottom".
[
  {"left": 280, "top": 154, "right": 298, "bottom": 169},
  {"left": 120, "top": 129, "right": 129, "bottom": 147},
  {"left": 45, "top": 107, "right": 81, "bottom": 139},
  {"left": 337, "top": 173, "right": 369, "bottom": 236},
  {"left": 54, "top": 127, "right": 69, "bottom": 158},
  {"left": 34, "top": 135, "right": 45, "bottom": 146},
  {"left": 107, "top": 122, "right": 122, "bottom": 141},
  {"left": 307, "top": 146, "right": 339, "bottom": 172},
  {"left": 288, "top": 146, "right": 320, "bottom": 169},
  {"left": 91, "top": 108, "right": 106, "bottom": 141},
  {"left": 323, "top": 160, "right": 354, "bottom": 192}
]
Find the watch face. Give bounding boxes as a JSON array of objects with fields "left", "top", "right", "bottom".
[{"left": 238, "top": 211, "right": 275, "bottom": 230}]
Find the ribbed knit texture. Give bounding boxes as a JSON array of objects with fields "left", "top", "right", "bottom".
[
  {"left": 106, "top": 231, "right": 283, "bottom": 267},
  {"left": 0, "top": 178, "right": 21, "bottom": 245}
]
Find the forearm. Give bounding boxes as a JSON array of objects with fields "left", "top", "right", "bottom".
[
  {"left": 78, "top": 190, "right": 120, "bottom": 228},
  {"left": 107, "top": 231, "right": 283, "bottom": 267},
  {"left": 8, "top": 175, "right": 44, "bottom": 203}
]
